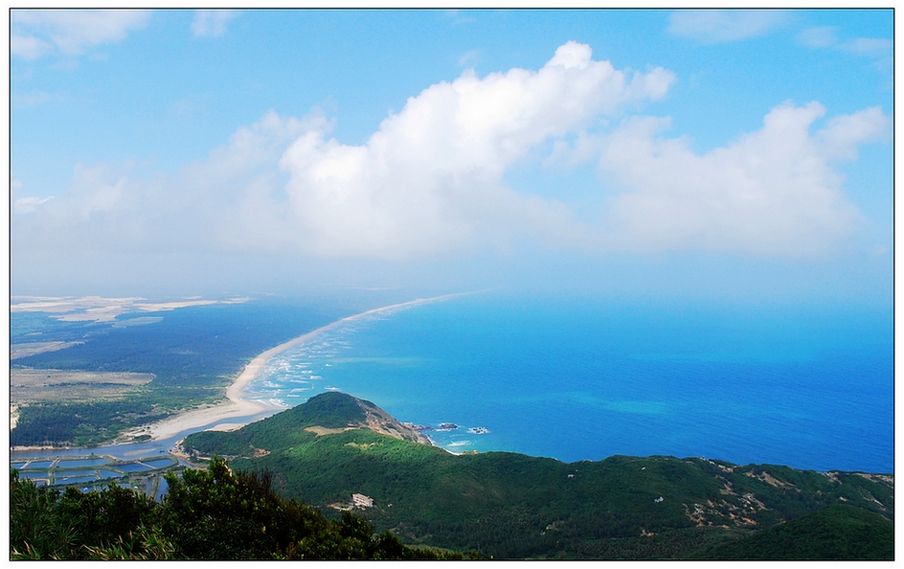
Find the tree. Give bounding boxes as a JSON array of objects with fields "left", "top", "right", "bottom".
[
  {"left": 10, "top": 469, "right": 174, "bottom": 560},
  {"left": 160, "top": 456, "right": 460, "bottom": 560},
  {"left": 11, "top": 459, "right": 459, "bottom": 560}
]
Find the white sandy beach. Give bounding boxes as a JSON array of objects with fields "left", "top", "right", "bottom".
[{"left": 141, "top": 292, "right": 472, "bottom": 442}]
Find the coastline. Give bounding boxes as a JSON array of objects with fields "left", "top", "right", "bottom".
[{"left": 138, "top": 292, "right": 472, "bottom": 442}]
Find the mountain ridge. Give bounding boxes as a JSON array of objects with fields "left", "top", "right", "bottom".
[{"left": 180, "top": 392, "right": 894, "bottom": 560}]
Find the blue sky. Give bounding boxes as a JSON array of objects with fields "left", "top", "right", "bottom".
[{"left": 10, "top": 9, "right": 893, "bottom": 305}]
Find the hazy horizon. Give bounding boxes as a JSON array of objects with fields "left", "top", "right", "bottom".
[{"left": 11, "top": 9, "right": 893, "bottom": 310}]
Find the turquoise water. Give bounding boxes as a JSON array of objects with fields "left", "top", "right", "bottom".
[{"left": 244, "top": 294, "right": 893, "bottom": 473}]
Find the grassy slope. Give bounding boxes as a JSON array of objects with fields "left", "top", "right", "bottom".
[{"left": 182, "top": 393, "right": 894, "bottom": 560}]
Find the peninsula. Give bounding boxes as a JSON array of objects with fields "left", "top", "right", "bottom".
[
  {"left": 177, "top": 391, "right": 895, "bottom": 560},
  {"left": 135, "top": 293, "right": 471, "bottom": 442}
]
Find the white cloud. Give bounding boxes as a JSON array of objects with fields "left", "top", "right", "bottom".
[
  {"left": 11, "top": 42, "right": 887, "bottom": 266},
  {"left": 191, "top": 10, "right": 236, "bottom": 38},
  {"left": 797, "top": 26, "right": 837, "bottom": 48},
  {"left": 795, "top": 29, "right": 892, "bottom": 78},
  {"left": 457, "top": 49, "right": 481, "bottom": 69},
  {"left": 69, "top": 164, "right": 127, "bottom": 218},
  {"left": 597, "top": 102, "right": 889, "bottom": 256},
  {"left": 13, "top": 90, "right": 54, "bottom": 108},
  {"left": 14, "top": 196, "right": 53, "bottom": 214},
  {"left": 842, "top": 37, "right": 892, "bottom": 57},
  {"left": 816, "top": 106, "right": 889, "bottom": 160},
  {"left": 11, "top": 9, "right": 149, "bottom": 59},
  {"left": 667, "top": 10, "right": 786, "bottom": 43},
  {"left": 797, "top": 27, "right": 891, "bottom": 59},
  {"left": 276, "top": 41, "right": 673, "bottom": 258},
  {"left": 13, "top": 43, "right": 671, "bottom": 261},
  {"left": 444, "top": 9, "right": 476, "bottom": 26},
  {"left": 12, "top": 180, "right": 54, "bottom": 214},
  {"left": 11, "top": 114, "right": 292, "bottom": 262},
  {"left": 11, "top": 33, "right": 53, "bottom": 60}
]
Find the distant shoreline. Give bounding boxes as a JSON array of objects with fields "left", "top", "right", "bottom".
[{"left": 137, "top": 292, "right": 473, "bottom": 442}]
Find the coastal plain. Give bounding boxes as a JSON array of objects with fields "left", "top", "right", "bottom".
[
  {"left": 9, "top": 294, "right": 895, "bottom": 560},
  {"left": 10, "top": 292, "right": 893, "bottom": 471},
  {"left": 10, "top": 369, "right": 154, "bottom": 431},
  {"left": 126, "top": 293, "right": 470, "bottom": 442},
  {"left": 10, "top": 295, "right": 348, "bottom": 448},
  {"left": 9, "top": 292, "right": 468, "bottom": 448}
]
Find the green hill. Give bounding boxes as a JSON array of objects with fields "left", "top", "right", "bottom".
[
  {"left": 696, "top": 504, "right": 894, "bottom": 560},
  {"left": 10, "top": 457, "right": 466, "bottom": 560},
  {"left": 181, "top": 392, "right": 894, "bottom": 560}
]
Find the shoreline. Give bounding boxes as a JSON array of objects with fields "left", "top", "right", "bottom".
[{"left": 137, "top": 292, "right": 473, "bottom": 442}]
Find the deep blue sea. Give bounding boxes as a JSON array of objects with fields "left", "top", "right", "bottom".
[{"left": 244, "top": 293, "right": 893, "bottom": 473}]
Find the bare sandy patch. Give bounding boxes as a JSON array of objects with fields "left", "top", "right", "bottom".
[
  {"left": 11, "top": 296, "right": 249, "bottom": 323},
  {"left": 11, "top": 296, "right": 143, "bottom": 314},
  {"left": 11, "top": 341, "right": 84, "bottom": 359},
  {"left": 134, "top": 300, "right": 218, "bottom": 312},
  {"left": 10, "top": 369, "right": 155, "bottom": 404},
  {"left": 306, "top": 426, "right": 350, "bottom": 436},
  {"left": 744, "top": 470, "right": 796, "bottom": 490}
]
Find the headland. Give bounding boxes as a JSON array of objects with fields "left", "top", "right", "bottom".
[{"left": 136, "top": 292, "right": 472, "bottom": 442}]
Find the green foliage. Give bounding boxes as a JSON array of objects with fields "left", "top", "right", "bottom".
[
  {"left": 10, "top": 460, "right": 459, "bottom": 560},
  {"left": 289, "top": 392, "right": 373, "bottom": 429},
  {"left": 160, "top": 456, "right": 459, "bottom": 559},
  {"left": 10, "top": 469, "right": 74, "bottom": 560},
  {"left": 567, "top": 526, "right": 748, "bottom": 560},
  {"left": 10, "top": 469, "right": 173, "bottom": 560},
  {"left": 180, "top": 393, "right": 896, "bottom": 560},
  {"left": 697, "top": 504, "right": 894, "bottom": 560},
  {"left": 11, "top": 300, "right": 348, "bottom": 446},
  {"left": 11, "top": 397, "right": 163, "bottom": 447}
]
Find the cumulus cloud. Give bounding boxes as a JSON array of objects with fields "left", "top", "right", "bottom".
[
  {"left": 597, "top": 102, "right": 889, "bottom": 256},
  {"left": 276, "top": 41, "right": 674, "bottom": 258},
  {"left": 667, "top": 10, "right": 786, "bottom": 43},
  {"left": 13, "top": 43, "right": 672, "bottom": 261},
  {"left": 11, "top": 42, "right": 887, "bottom": 265},
  {"left": 191, "top": 10, "right": 236, "bottom": 38},
  {"left": 11, "top": 9, "right": 149, "bottom": 59},
  {"left": 179, "top": 111, "right": 321, "bottom": 253}
]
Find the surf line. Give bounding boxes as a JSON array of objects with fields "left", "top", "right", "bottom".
[
  {"left": 144, "top": 291, "right": 485, "bottom": 442},
  {"left": 227, "top": 290, "right": 482, "bottom": 402}
]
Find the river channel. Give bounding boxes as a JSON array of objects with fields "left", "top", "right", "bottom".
[{"left": 11, "top": 409, "right": 282, "bottom": 500}]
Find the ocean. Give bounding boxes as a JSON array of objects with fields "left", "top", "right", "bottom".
[{"left": 244, "top": 293, "right": 893, "bottom": 474}]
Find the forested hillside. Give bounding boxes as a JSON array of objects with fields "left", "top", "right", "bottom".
[
  {"left": 10, "top": 457, "right": 468, "bottom": 560},
  {"left": 181, "top": 392, "right": 894, "bottom": 560}
]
